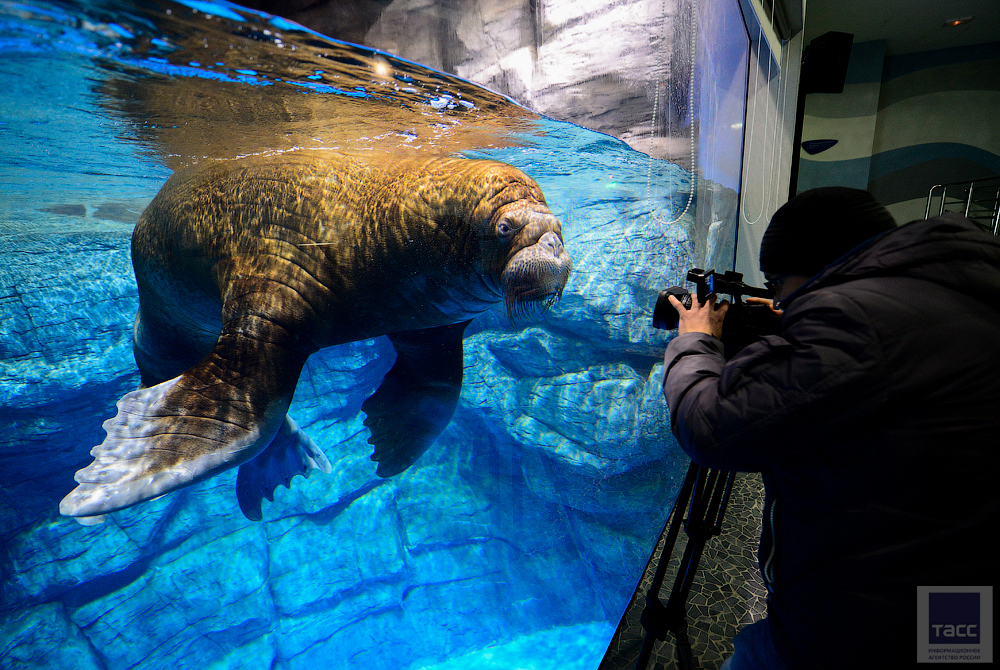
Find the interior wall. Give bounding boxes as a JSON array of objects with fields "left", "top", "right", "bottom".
[
  {"left": 868, "top": 41, "right": 1000, "bottom": 224},
  {"left": 795, "top": 39, "right": 885, "bottom": 191},
  {"left": 790, "top": 38, "right": 1000, "bottom": 225}
]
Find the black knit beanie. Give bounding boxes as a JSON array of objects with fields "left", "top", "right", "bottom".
[{"left": 759, "top": 187, "right": 896, "bottom": 276}]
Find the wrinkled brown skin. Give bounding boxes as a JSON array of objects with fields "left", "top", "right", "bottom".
[
  {"left": 59, "top": 150, "right": 569, "bottom": 520},
  {"left": 133, "top": 149, "right": 566, "bottom": 365}
]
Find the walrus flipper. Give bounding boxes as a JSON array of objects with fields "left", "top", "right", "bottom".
[
  {"left": 236, "top": 416, "right": 332, "bottom": 521},
  {"left": 364, "top": 320, "right": 472, "bottom": 477},
  {"left": 60, "top": 320, "right": 308, "bottom": 522}
]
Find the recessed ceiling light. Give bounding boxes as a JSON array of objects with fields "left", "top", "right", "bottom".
[{"left": 943, "top": 16, "right": 974, "bottom": 27}]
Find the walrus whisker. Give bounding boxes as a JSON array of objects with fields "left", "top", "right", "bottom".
[{"left": 503, "top": 284, "right": 561, "bottom": 323}]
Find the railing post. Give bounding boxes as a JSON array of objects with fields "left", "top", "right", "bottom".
[
  {"left": 965, "top": 182, "right": 975, "bottom": 218},
  {"left": 923, "top": 177, "right": 1000, "bottom": 233},
  {"left": 925, "top": 185, "right": 943, "bottom": 219},
  {"left": 992, "top": 186, "right": 1000, "bottom": 235}
]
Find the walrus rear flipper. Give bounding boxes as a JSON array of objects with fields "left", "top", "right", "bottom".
[
  {"left": 236, "top": 416, "right": 332, "bottom": 521},
  {"left": 364, "top": 320, "right": 471, "bottom": 477},
  {"left": 59, "top": 319, "right": 308, "bottom": 523}
]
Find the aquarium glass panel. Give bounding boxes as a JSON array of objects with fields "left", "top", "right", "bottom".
[{"left": 0, "top": 0, "right": 749, "bottom": 668}]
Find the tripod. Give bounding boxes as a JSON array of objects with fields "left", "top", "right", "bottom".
[{"left": 634, "top": 460, "right": 736, "bottom": 670}]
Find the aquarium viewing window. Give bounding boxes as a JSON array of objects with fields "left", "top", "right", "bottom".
[{"left": 0, "top": 0, "right": 752, "bottom": 668}]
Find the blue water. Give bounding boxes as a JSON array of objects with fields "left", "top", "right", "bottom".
[{"left": 0, "top": 1, "right": 741, "bottom": 668}]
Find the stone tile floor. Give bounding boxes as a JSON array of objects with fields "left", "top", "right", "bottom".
[{"left": 599, "top": 471, "right": 767, "bottom": 670}]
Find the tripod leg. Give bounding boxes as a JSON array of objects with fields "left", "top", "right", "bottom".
[
  {"left": 636, "top": 464, "right": 736, "bottom": 670},
  {"left": 635, "top": 462, "right": 701, "bottom": 670},
  {"left": 675, "top": 619, "right": 696, "bottom": 670}
]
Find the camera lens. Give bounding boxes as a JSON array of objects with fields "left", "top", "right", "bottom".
[{"left": 652, "top": 286, "right": 692, "bottom": 330}]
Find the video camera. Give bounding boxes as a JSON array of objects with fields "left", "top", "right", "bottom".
[{"left": 652, "top": 268, "right": 781, "bottom": 356}]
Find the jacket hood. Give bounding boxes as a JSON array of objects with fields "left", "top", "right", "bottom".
[{"left": 787, "top": 214, "right": 1000, "bottom": 311}]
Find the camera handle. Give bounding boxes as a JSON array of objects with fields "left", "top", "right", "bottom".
[{"left": 635, "top": 461, "right": 736, "bottom": 670}]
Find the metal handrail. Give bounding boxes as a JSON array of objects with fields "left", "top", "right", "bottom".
[{"left": 926, "top": 176, "right": 1000, "bottom": 234}]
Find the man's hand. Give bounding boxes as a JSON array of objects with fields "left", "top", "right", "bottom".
[
  {"left": 667, "top": 294, "right": 729, "bottom": 339},
  {"left": 746, "top": 296, "right": 784, "bottom": 316}
]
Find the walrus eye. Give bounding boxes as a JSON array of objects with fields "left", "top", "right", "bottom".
[{"left": 496, "top": 219, "right": 515, "bottom": 241}]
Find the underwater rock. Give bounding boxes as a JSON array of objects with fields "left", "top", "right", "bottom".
[
  {"left": 0, "top": 231, "right": 141, "bottom": 537},
  {"left": 266, "top": 483, "right": 406, "bottom": 618},
  {"left": 0, "top": 602, "right": 105, "bottom": 670},
  {"left": 0, "top": 232, "right": 137, "bottom": 408},
  {"left": 66, "top": 521, "right": 274, "bottom": 670},
  {"left": 464, "top": 353, "right": 672, "bottom": 473},
  {"left": 34, "top": 202, "right": 145, "bottom": 222}
]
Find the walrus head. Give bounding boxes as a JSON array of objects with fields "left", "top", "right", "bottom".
[
  {"left": 393, "top": 156, "right": 571, "bottom": 322},
  {"left": 489, "top": 196, "right": 572, "bottom": 320}
]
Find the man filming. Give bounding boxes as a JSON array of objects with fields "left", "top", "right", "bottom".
[{"left": 661, "top": 187, "right": 1000, "bottom": 669}]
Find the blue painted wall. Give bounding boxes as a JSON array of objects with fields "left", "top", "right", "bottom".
[
  {"left": 796, "top": 39, "right": 1000, "bottom": 224},
  {"left": 869, "top": 41, "right": 1000, "bottom": 223},
  {"left": 797, "top": 39, "right": 886, "bottom": 192}
]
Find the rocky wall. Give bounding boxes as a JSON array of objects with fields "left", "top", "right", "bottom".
[{"left": 244, "top": 0, "right": 697, "bottom": 162}]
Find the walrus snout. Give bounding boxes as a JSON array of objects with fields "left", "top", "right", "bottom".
[
  {"left": 501, "top": 228, "right": 572, "bottom": 319},
  {"left": 537, "top": 230, "right": 565, "bottom": 258}
]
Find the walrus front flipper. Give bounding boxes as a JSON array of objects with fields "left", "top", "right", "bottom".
[
  {"left": 60, "top": 321, "right": 309, "bottom": 521},
  {"left": 236, "top": 416, "right": 332, "bottom": 521},
  {"left": 364, "top": 320, "right": 472, "bottom": 477}
]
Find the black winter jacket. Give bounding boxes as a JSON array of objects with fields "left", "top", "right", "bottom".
[{"left": 662, "top": 214, "right": 1000, "bottom": 668}]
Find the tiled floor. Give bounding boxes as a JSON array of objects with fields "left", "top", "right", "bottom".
[{"left": 599, "top": 471, "right": 767, "bottom": 670}]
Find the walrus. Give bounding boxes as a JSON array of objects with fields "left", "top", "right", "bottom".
[{"left": 59, "top": 151, "right": 571, "bottom": 524}]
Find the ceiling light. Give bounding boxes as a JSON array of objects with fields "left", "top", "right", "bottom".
[{"left": 943, "top": 16, "right": 974, "bottom": 27}]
